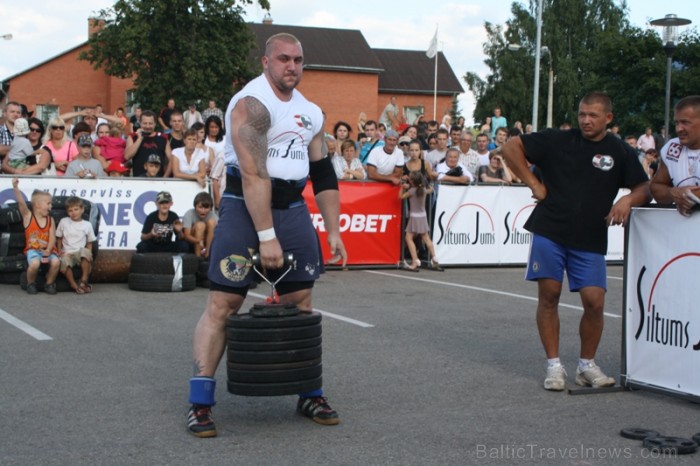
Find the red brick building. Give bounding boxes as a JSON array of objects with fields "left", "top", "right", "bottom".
[{"left": 2, "top": 20, "right": 464, "bottom": 133}]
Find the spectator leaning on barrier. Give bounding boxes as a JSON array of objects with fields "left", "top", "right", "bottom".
[
  {"left": 66, "top": 134, "right": 106, "bottom": 179},
  {"left": 435, "top": 148, "right": 472, "bottom": 185},
  {"left": 457, "top": 132, "right": 480, "bottom": 182},
  {"left": 359, "top": 120, "right": 383, "bottom": 165},
  {"left": 0, "top": 101, "right": 22, "bottom": 162},
  {"left": 501, "top": 91, "right": 651, "bottom": 392},
  {"left": 366, "top": 129, "right": 404, "bottom": 184},
  {"left": 403, "top": 139, "right": 436, "bottom": 182},
  {"left": 650, "top": 95, "right": 700, "bottom": 216},
  {"left": 2, "top": 117, "right": 52, "bottom": 175},
  {"left": 43, "top": 117, "right": 78, "bottom": 177},
  {"left": 478, "top": 150, "right": 512, "bottom": 185},
  {"left": 332, "top": 139, "right": 366, "bottom": 181}
]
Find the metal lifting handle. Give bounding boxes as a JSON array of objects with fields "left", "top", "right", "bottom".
[{"left": 250, "top": 252, "right": 294, "bottom": 302}]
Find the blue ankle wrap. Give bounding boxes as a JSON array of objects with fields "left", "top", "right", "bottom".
[
  {"left": 189, "top": 377, "right": 216, "bottom": 406},
  {"left": 298, "top": 388, "right": 323, "bottom": 398}
]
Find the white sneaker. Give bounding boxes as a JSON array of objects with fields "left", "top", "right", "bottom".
[
  {"left": 575, "top": 362, "right": 615, "bottom": 388},
  {"left": 544, "top": 364, "right": 567, "bottom": 391}
]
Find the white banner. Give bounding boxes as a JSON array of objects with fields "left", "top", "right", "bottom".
[
  {"left": 624, "top": 207, "right": 700, "bottom": 399},
  {"left": 1, "top": 176, "right": 205, "bottom": 250},
  {"left": 432, "top": 185, "right": 626, "bottom": 265}
]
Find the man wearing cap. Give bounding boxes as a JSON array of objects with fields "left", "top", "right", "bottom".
[
  {"left": 187, "top": 32, "right": 347, "bottom": 438},
  {"left": 397, "top": 135, "right": 412, "bottom": 162},
  {"left": 366, "top": 129, "right": 404, "bottom": 184},
  {"left": 65, "top": 135, "right": 106, "bottom": 178},
  {"left": 124, "top": 110, "right": 170, "bottom": 177},
  {"left": 136, "top": 191, "right": 188, "bottom": 253}
]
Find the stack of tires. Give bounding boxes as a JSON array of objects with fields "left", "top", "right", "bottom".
[
  {"left": 0, "top": 196, "right": 100, "bottom": 290},
  {"left": 226, "top": 310, "right": 323, "bottom": 396},
  {"left": 0, "top": 204, "right": 25, "bottom": 285},
  {"left": 128, "top": 253, "right": 198, "bottom": 292}
]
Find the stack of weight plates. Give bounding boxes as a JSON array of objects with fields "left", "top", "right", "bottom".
[{"left": 226, "top": 310, "right": 323, "bottom": 396}]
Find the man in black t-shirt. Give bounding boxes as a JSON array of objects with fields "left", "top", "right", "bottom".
[
  {"left": 502, "top": 92, "right": 650, "bottom": 392},
  {"left": 124, "top": 110, "right": 170, "bottom": 177}
]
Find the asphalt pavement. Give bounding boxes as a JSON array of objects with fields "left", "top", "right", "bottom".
[{"left": 1, "top": 265, "right": 698, "bottom": 465}]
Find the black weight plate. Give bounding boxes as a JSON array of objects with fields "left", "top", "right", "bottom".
[
  {"left": 227, "top": 311, "right": 321, "bottom": 329},
  {"left": 227, "top": 376, "right": 322, "bottom": 396},
  {"left": 643, "top": 436, "right": 698, "bottom": 455},
  {"left": 228, "top": 336, "right": 322, "bottom": 351},
  {"left": 620, "top": 427, "right": 660, "bottom": 440},
  {"left": 227, "top": 345, "right": 321, "bottom": 364},
  {"left": 226, "top": 323, "right": 321, "bottom": 342},
  {"left": 227, "top": 357, "right": 322, "bottom": 372},
  {"left": 228, "top": 364, "right": 322, "bottom": 384},
  {"left": 249, "top": 303, "right": 300, "bottom": 318}
]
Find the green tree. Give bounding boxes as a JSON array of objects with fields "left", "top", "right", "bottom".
[
  {"left": 465, "top": 0, "right": 700, "bottom": 135},
  {"left": 80, "top": 0, "right": 270, "bottom": 111}
]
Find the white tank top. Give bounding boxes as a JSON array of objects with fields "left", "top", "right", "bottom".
[
  {"left": 223, "top": 74, "right": 323, "bottom": 180},
  {"left": 660, "top": 137, "right": 700, "bottom": 187}
]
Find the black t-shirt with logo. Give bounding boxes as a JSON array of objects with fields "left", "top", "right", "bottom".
[
  {"left": 132, "top": 132, "right": 168, "bottom": 177},
  {"left": 520, "top": 129, "right": 648, "bottom": 254}
]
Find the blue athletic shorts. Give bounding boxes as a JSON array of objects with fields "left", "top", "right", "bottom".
[
  {"left": 207, "top": 196, "right": 322, "bottom": 292},
  {"left": 525, "top": 234, "right": 606, "bottom": 292}
]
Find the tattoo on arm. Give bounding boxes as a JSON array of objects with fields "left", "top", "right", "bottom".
[
  {"left": 192, "top": 359, "right": 203, "bottom": 376},
  {"left": 239, "top": 96, "right": 271, "bottom": 179}
]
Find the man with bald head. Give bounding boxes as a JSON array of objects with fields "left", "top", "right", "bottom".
[{"left": 186, "top": 33, "right": 347, "bottom": 438}]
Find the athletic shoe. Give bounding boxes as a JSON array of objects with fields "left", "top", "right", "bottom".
[
  {"left": 575, "top": 362, "right": 615, "bottom": 388},
  {"left": 26, "top": 283, "right": 38, "bottom": 295},
  {"left": 543, "top": 364, "right": 567, "bottom": 391},
  {"left": 297, "top": 396, "right": 340, "bottom": 425},
  {"left": 44, "top": 283, "right": 57, "bottom": 295},
  {"left": 187, "top": 404, "right": 217, "bottom": 438}
]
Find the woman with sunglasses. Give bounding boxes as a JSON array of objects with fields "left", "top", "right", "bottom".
[
  {"left": 2, "top": 118, "right": 52, "bottom": 175},
  {"left": 42, "top": 117, "right": 77, "bottom": 176}
]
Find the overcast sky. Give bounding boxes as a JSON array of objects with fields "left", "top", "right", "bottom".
[{"left": 1, "top": 0, "right": 697, "bottom": 124}]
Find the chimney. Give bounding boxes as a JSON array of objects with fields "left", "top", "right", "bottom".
[
  {"left": 88, "top": 17, "right": 106, "bottom": 37},
  {"left": 262, "top": 12, "right": 273, "bottom": 25}
]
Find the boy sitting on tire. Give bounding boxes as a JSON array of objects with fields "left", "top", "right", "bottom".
[{"left": 56, "top": 197, "right": 97, "bottom": 294}]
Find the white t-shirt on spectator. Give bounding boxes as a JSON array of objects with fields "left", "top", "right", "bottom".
[{"left": 366, "top": 146, "right": 404, "bottom": 175}]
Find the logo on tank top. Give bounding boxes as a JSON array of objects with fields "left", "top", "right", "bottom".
[
  {"left": 592, "top": 154, "right": 614, "bottom": 171},
  {"left": 665, "top": 142, "right": 682, "bottom": 161},
  {"left": 294, "top": 114, "right": 313, "bottom": 130}
]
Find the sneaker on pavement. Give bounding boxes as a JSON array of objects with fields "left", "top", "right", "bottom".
[
  {"left": 543, "top": 364, "right": 567, "bottom": 391},
  {"left": 44, "top": 283, "right": 57, "bottom": 295},
  {"left": 297, "top": 396, "right": 340, "bottom": 425},
  {"left": 26, "top": 283, "right": 38, "bottom": 295},
  {"left": 187, "top": 404, "right": 217, "bottom": 438},
  {"left": 575, "top": 362, "right": 615, "bottom": 388}
]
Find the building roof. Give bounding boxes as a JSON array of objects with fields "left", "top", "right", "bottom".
[
  {"left": 372, "top": 49, "right": 464, "bottom": 96},
  {"left": 248, "top": 23, "right": 384, "bottom": 74}
]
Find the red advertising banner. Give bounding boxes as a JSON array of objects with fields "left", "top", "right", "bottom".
[{"left": 303, "top": 181, "right": 402, "bottom": 266}]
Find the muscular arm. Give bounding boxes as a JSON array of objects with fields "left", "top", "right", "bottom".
[
  {"left": 367, "top": 165, "right": 401, "bottom": 184},
  {"left": 309, "top": 131, "right": 348, "bottom": 265},
  {"left": 501, "top": 137, "right": 546, "bottom": 200},
  {"left": 123, "top": 133, "right": 141, "bottom": 161},
  {"left": 649, "top": 158, "right": 700, "bottom": 212}
]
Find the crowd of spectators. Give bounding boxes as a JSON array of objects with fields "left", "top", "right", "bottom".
[{"left": 1, "top": 98, "right": 663, "bottom": 191}]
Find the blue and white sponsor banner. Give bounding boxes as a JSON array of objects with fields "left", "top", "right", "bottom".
[
  {"left": 432, "top": 185, "right": 626, "bottom": 265},
  {"left": 0, "top": 176, "right": 205, "bottom": 250},
  {"left": 624, "top": 207, "right": 700, "bottom": 399}
]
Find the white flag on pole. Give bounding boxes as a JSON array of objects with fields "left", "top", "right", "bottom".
[{"left": 426, "top": 28, "right": 438, "bottom": 59}]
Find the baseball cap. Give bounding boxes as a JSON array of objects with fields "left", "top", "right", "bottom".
[
  {"left": 78, "top": 134, "right": 93, "bottom": 147},
  {"left": 13, "top": 118, "right": 30, "bottom": 136},
  {"left": 106, "top": 160, "right": 128, "bottom": 173},
  {"left": 146, "top": 153, "right": 161, "bottom": 165},
  {"left": 156, "top": 191, "right": 172, "bottom": 203},
  {"left": 398, "top": 136, "right": 412, "bottom": 145}
]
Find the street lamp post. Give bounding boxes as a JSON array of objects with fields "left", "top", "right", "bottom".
[
  {"left": 650, "top": 14, "right": 691, "bottom": 141},
  {"left": 508, "top": 42, "right": 553, "bottom": 129}
]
